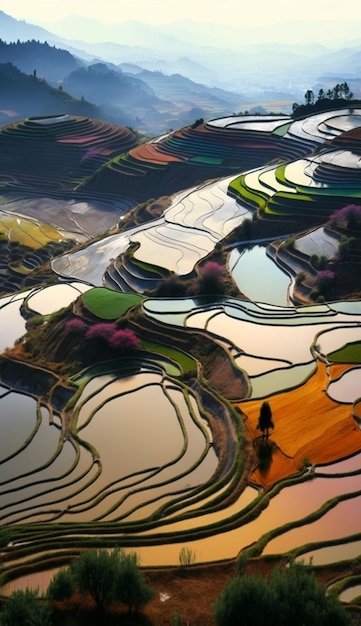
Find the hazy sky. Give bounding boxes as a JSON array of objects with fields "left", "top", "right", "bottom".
[{"left": 3, "top": 0, "right": 360, "bottom": 28}]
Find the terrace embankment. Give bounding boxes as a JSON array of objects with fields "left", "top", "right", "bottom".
[{"left": 0, "top": 355, "right": 75, "bottom": 409}]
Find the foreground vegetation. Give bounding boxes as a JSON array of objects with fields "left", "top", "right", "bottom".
[{"left": 0, "top": 556, "right": 354, "bottom": 626}]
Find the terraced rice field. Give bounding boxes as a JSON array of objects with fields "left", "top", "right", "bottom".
[{"left": 1, "top": 109, "right": 361, "bottom": 605}]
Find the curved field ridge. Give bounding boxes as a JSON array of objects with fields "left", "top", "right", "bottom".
[
  {"left": 144, "top": 296, "right": 361, "bottom": 477},
  {"left": 2, "top": 108, "right": 361, "bottom": 584},
  {"left": 81, "top": 114, "right": 318, "bottom": 201},
  {"left": 0, "top": 115, "right": 139, "bottom": 193},
  {"left": 229, "top": 109, "right": 361, "bottom": 218},
  {"left": 54, "top": 176, "right": 252, "bottom": 286}
]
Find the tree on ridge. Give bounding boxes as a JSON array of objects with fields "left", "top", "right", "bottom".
[{"left": 256, "top": 400, "right": 274, "bottom": 441}]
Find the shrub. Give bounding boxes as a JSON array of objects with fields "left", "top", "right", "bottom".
[
  {"left": 295, "top": 271, "right": 305, "bottom": 286},
  {"left": 56, "top": 549, "right": 154, "bottom": 614},
  {"left": 338, "top": 235, "right": 356, "bottom": 258},
  {"left": 310, "top": 253, "right": 320, "bottom": 269},
  {"left": 113, "top": 551, "right": 154, "bottom": 613},
  {"left": 70, "top": 548, "right": 119, "bottom": 610},
  {"left": 47, "top": 568, "right": 75, "bottom": 606},
  {"left": 216, "top": 562, "right": 351, "bottom": 626},
  {"left": 0, "top": 588, "right": 52, "bottom": 626},
  {"left": 214, "top": 575, "right": 274, "bottom": 625},
  {"left": 179, "top": 546, "right": 196, "bottom": 566}
]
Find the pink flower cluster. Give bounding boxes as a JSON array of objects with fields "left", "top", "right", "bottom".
[
  {"left": 200, "top": 261, "right": 225, "bottom": 278},
  {"left": 109, "top": 328, "right": 141, "bottom": 350},
  {"left": 316, "top": 269, "right": 335, "bottom": 284},
  {"left": 65, "top": 319, "right": 88, "bottom": 334},
  {"left": 65, "top": 319, "right": 140, "bottom": 350},
  {"left": 331, "top": 204, "right": 361, "bottom": 227},
  {"left": 86, "top": 323, "right": 115, "bottom": 341}
]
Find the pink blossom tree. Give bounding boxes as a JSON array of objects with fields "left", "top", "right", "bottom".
[
  {"left": 65, "top": 319, "right": 88, "bottom": 334},
  {"left": 198, "top": 261, "right": 225, "bottom": 295},
  {"left": 330, "top": 204, "right": 361, "bottom": 229},
  {"left": 85, "top": 323, "right": 116, "bottom": 342},
  {"left": 108, "top": 328, "right": 141, "bottom": 351}
]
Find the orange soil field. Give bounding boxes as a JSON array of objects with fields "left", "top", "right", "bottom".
[{"left": 236, "top": 361, "right": 361, "bottom": 489}]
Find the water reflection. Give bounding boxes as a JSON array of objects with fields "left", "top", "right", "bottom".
[
  {"left": 297, "top": 539, "right": 361, "bottom": 566},
  {"left": 229, "top": 245, "right": 290, "bottom": 306},
  {"left": 339, "top": 585, "right": 361, "bottom": 603},
  {"left": 327, "top": 367, "right": 361, "bottom": 403},
  {"left": 1, "top": 270, "right": 361, "bottom": 575}
]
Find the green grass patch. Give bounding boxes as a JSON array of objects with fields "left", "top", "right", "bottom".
[
  {"left": 229, "top": 175, "right": 267, "bottom": 209},
  {"left": 142, "top": 340, "right": 196, "bottom": 373},
  {"left": 272, "top": 122, "right": 292, "bottom": 136},
  {"left": 328, "top": 341, "right": 361, "bottom": 363},
  {"left": 274, "top": 163, "right": 291, "bottom": 186},
  {"left": 82, "top": 288, "right": 143, "bottom": 319}
]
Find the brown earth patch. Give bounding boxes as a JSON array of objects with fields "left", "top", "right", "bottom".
[
  {"left": 50, "top": 557, "right": 361, "bottom": 625},
  {"left": 235, "top": 361, "right": 361, "bottom": 489},
  {"left": 205, "top": 350, "right": 249, "bottom": 401}
]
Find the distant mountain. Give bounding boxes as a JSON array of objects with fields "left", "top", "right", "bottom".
[
  {"left": 0, "top": 36, "right": 251, "bottom": 135},
  {"left": 62, "top": 63, "right": 252, "bottom": 134},
  {"left": 0, "top": 62, "right": 127, "bottom": 127},
  {"left": 0, "top": 10, "right": 58, "bottom": 43},
  {"left": 1, "top": 10, "right": 360, "bottom": 132},
  {"left": 0, "top": 39, "right": 83, "bottom": 85},
  {"left": 62, "top": 63, "right": 157, "bottom": 106},
  {"left": 135, "top": 69, "right": 245, "bottom": 112}
]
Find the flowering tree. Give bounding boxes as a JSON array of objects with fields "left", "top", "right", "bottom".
[
  {"left": 108, "top": 328, "right": 141, "bottom": 350},
  {"left": 200, "top": 261, "right": 225, "bottom": 279},
  {"left": 330, "top": 204, "right": 361, "bottom": 229},
  {"left": 316, "top": 269, "right": 335, "bottom": 289},
  {"left": 85, "top": 323, "right": 116, "bottom": 342},
  {"left": 65, "top": 318, "right": 88, "bottom": 334},
  {"left": 65, "top": 319, "right": 140, "bottom": 356},
  {"left": 198, "top": 261, "right": 225, "bottom": 295}
]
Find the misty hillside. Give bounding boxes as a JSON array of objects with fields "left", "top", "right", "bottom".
[
  {"left": 0, "top": 34, "right": 251, "bottom": 135},
  {"left": 1, "top": 10, "right": 360, "bottom": 135},
  {"left": 0, "top": 39, "right": 83, "bottom": 85},
  {"left": 0, "top": 63, "right": 121, "bottom": 127},
  {"left": 62, "top": 63, "right": 158, "bottom": 106},
  {"left": 2, "top": 10, "right": 361, "bottom": 98},
  {"left": 135, "top": 70, "right": 244, "bottom": 110},
  {"left": 7, "top": 11, "right": 360, "bottom": 98}
]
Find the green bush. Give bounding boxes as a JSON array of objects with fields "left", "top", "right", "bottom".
[
  {"left": 0, "top": 588, "right": 52, "bottom": 626},
  {"left": 215, "top": 562, "right": 351, "bottom": 626}
]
